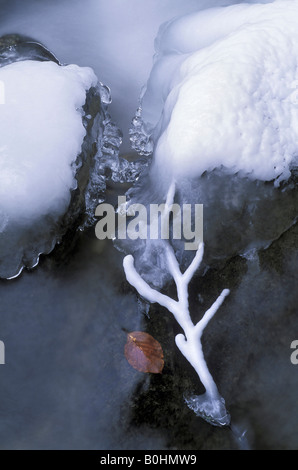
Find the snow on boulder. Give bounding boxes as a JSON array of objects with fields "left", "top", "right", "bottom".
[
  {"left": 0, "top": 60, "right": 97, "bottom": 220},
  {"left": 131, "top": 0, "right": 298, "bottom": 185},
  {"left": 0, "top": 35, "right": 120, "bottom": 279}
]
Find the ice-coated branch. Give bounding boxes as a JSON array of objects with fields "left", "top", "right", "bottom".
[
  {"left": 182, "top": 245, "right": 205, "bottom": 285},
  {"left": 123, "top": 183, "right": 231, "bottom": 427},
  {"left": 196, "top": 288, "right": 230, "bottom": 334},
  {"left": 123, "top": 254, "right": 178, "bottom": 314}
]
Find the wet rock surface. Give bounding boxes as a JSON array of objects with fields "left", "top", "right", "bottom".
[{"left": 0, "top": 33, "right": 60, "bottom": 67}]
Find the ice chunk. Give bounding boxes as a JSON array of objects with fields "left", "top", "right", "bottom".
[
  {"left": 132, "top": 0, "right": 298, "bottom": 184},
  {"left": 184, "top": 393, "right": 230, "bottom": 427},
  {"left": 0, "top": 36, "right": 121, "bottom": 279}
]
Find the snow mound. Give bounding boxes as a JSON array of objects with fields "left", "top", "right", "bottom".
[
  {"left": 0, "top": 56, "right": 106, "bottom": 279},
  {"left": 0, "top": 60, "right": 97, "bottom": 221},
  {"left": 132, "top": 0, "right": 298, "bottom": 184}
]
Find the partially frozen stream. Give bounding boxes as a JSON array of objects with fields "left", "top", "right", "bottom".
[{"left": 0, "top": 0, "right": 297, "bottom": 450}]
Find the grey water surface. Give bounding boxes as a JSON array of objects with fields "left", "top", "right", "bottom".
[{"left": 0, "top": 218, "right": 297, "bottom": 450}]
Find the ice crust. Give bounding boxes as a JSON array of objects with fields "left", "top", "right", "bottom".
[{"left": 133, "top": 0, "right": 298, "bottom": 184}]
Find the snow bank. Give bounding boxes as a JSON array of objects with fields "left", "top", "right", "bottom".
[{"left": 133, "top": 0, "right": 298, "bottom": 184}]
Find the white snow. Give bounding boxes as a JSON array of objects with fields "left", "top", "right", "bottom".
[
  {"left": 139, "top": 0, "right": 298, "bottom": 183},
  {"left": 0, "top": 60, "right": 97, "bottom": 225}
]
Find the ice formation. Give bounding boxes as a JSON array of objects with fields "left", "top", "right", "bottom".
[
  {"left": 122, "top": 0, "right": 298, "bottom": 426},
  {"left": 123, "top": 182, "right": 231, "bottom": 427},
  {"left": 0, "top": 36, "right": 124, "bottom": 279},
  {"left": 132, "top": 0, "right": 298, "bottom": 184},
  {"left": 124, "top": 0, "right": 298, "bottom": 284}
]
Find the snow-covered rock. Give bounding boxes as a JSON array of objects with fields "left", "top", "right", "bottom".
[
  {"left": 0, "top": 60, "right": 97, "bottom": 221},
  {"left": 0, "top": 36, "right": 121, "bottom": 279},
  {"left": 120, "top": 1, "right": 298, "bottom": 282},
  {"left": 132, "top": 0, "right": 298, "bottom": 185}
]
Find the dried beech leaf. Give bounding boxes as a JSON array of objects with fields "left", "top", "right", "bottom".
[{"left": 124, "top": 331, "right": 164, "bottom": 374}]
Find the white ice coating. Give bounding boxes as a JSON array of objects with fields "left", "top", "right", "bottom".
[
  {"left": 123, "top": 182, "right": 231, "bottom": 426},
  {"left": 140, "top": 0, "right": 298, "bottom": 183},
  {"left": 0, "top": 60, "right": 97, "bottom": 227}
]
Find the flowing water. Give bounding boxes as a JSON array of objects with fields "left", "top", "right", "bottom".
[{"left": 0, "top": 211, "right": 297, "bottom": 450}]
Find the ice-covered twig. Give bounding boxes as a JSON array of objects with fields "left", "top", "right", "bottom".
[
  {"left": 123, "top": 254, "right": 178, "bottom": 314},
  {"left": 123, "top": 183, "right": 230, "bottom": 427}
]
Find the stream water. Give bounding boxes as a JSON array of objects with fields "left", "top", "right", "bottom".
[{"left": 0, "top": 190, "right": 297, "bottom": 450}]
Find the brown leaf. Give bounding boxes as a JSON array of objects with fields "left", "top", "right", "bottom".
[{"left": 124, "top": 331, "right": 164, "bottom": 374}]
